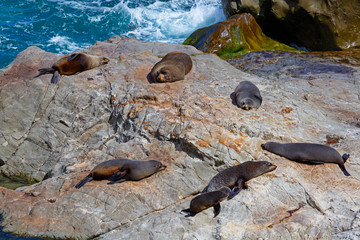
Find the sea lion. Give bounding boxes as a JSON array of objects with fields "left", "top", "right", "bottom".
[
  {"left": 232, "top": 81, "right": 262, "bottom": 110},
  {"left": 203, "top": 161, "right": 277, "bottom": 200},
  {"left": 75, "top": 158, "right": 166, "bottom": 188},
  {"left": 150, "top": 51, "right": 192, "bottom": 83},
  {"left": 261, "top": 142, "right": 351, "bottom": 176},
  {"left": 35, "top": 53, "right": 109, "bottom": 84},
  {"left": 181, "top": 186, "right": 231, "bottom": 217}
]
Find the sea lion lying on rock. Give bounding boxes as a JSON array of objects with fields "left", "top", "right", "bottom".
[
  {"left": 261, "top": 142, "right": 351, "bottom": 176},
  {"left": 182, "top": 161, "right": 276, "bottom": 217},
  {"left": 75, "top": 158, "right": 166, "bottom": 188},
  {"left": 181, "top": 187, "right": 231, "bottom": 217},
  {"left": 232, "top": 81, "right": 262, "bottom": 110},
  {"left": 35, "top": 53, "right": 109, "bottom": 84},
  {"left": 150, "top": 51, "right": 192, "bottom": 83},
  {"left": 203, "top": 161, "right": 277, "bottom": 199}
]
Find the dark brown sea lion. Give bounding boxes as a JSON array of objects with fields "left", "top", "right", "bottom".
[
  {"left": 232, "top": 81, "right": 262, "bottom": 110},
  {"left": 75, "top": 158, "right": 166, "bottom": 188},
  {"left": 181, "top": 186, "right": 231, "bottom": 217},
  {"left": 150, "top": 51, "right": 192, "bottom": 83},
  {"left": 35, "top": 53, "right": 109, "bottom": 84},
  {"left": 203, "top": 161, "right": 277, "bottom": 200},
  {"left": 261, "top": 142, "right": 351, "bottom": 176}
]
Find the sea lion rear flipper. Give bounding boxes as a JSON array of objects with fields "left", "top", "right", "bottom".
[
  {"left": 213, "top": 203, "right": 221, "bottom": 218},
  {"left": 228, "top": 179, "right": 244, "bottom": 200},
  {"left": 342, "top": 153, "right": 350, "bottom": 162},
  {"left": 34, "top": 68, "right": 54, "bottom": 78},
  {"left": 107, "top": 179, "right": 126, "bottom": 185},
  {"left": 51, "top": 71, "right": 60, "bottom": 84},
  {"left": 339, "top": 163, "right": 351, "bottom": 176},
  {"left": 75, "top": 175, "right": 93, "bottom": 188},
  {"left": 181, "top": 208, "right": 196, "bottom": 217}
]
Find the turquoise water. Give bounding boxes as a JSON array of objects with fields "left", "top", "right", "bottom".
[{"left": 0, "top": 0, "right": 225, "bottom": 69}]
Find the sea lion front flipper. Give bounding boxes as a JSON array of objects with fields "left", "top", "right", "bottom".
[
  {"left": 51, "top": 71, "right": 60, "bottom": 84},
  {"left": 181, "top": 208, "right": 196, "bottom": 217},
  {"left": 68, "top": 53, "right": 80, "bottom": 61},
  {"left": 213, "top": 203, "right": 221, "bottom": 217},
  {"left": 107, "top": 179, "right": 126, "bottom": 185},
  {"left": 339, "top": 163, "right": 351, "bottom": 176},
  {"left": 107, "top": 169, "right": 128, "bottom": 181},
  {"left": 75, "top": 175, "right": 93, "bottom": 189},
  {"left": 305, "top": 160, "right": 324, "bottom": 165},
  {"left": 228, "top": 179, "right": 244, "bottom": 200}
]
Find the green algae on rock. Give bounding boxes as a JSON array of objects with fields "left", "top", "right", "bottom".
[
  {"left": 183, "top": 13, "right": 297, "bottom": 59},
  {"left": 0, "top": 175, "right": 35, "bottom": 190}
]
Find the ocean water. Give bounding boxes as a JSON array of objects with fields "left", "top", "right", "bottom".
[{"left": 0, "top": 0, "right": 225, "bottom": 69}]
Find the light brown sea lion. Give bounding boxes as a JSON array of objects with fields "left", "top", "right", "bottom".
[
  {"left": 203, "top": 161, "right": 277, "bottom": 199},
  {"left": 231, "top": 81, "right": 262, "bottom": 110},
  {"left": 35, "top": 53, "right": 109, "bottom": 84},
  {"left": 75, "top": 158, "right": 166, "bottom": 188},
  {"left": 261, "top": 142, "right": 351, "bottom": 176},
  {"left": 181, "top": 186, "right": 231, "bottom": 217},
  {"left": 150, "top": 51, "right": 192, "bottom": 83}
]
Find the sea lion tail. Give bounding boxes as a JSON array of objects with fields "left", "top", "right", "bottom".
[
  {"left": 342, "top": 153, "right": 350, "bottom": 162},
  {"left": 75, "top": 175, "right": 93, "bottom": 188},
  {"left": 181, "top": 208, "right": 196, "bottom": 217},
  {"left": 34, "top": 68, "right": 54, "bottom": 78}
]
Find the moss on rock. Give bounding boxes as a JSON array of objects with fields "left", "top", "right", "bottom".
[{"left": 184, "top": 13, "right": 299, "bottom": 59}]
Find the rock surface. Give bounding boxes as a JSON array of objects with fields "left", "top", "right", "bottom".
[
  {"left": 221, "top": 0, "right": 360, "bottom": 51},
  {"left": 184, "top": 13, "right": 296, "bottom": 59},
  {"left": 0, "top": 37, "right": 360, "bottom": 239}
]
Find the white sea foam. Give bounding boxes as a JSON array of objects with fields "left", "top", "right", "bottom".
[
  {"left": 47, "top": 35, "right": 90, "bottom": 54},
  {"left": 113, "top": 0, "right": 225, "bottom": 43}
]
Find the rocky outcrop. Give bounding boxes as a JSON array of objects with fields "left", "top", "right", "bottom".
[
  {"left": 0, "top": 37, "right": 359, "bottom": 239},
  {"left": 184, "top": 13, "right": 296, "bottom": 59},
  {"left": 221, "top": 0, "right": 360, "bottom": 51}
]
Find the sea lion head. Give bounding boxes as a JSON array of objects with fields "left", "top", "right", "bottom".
[
  {"left": 248, "top": 161, "right": 277, "bottom": 178},
  {"left": 101, "top": 57, "right": 110, "bottom": 65},
  {"left": 238, "top": 97, "right": 256, "bottom": 110},
  {"left": 261, "top": 142, "right": 277, "bottom": 151},
  {"left": 157, "top": 68, "right": 172, "bottom": 82},
  {"left": 148, "top": 160, "right": 167, "bottom": 172}
]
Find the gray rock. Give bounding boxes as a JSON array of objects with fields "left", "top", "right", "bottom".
[{"left": 0, "top": 37, "right": 359, "bottom": 239}]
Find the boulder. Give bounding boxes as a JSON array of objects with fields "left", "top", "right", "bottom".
[
  {"left": 183, "top": 13, "right": 296, "bottom": 59},
  {"left": 0, "top": 37, "right": 359, "bottom": 239},
  {"left": 221, "top": 0, "right": 360, "bottom": 51}
]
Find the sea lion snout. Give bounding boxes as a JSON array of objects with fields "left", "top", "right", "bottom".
[
  {"left": 159, "top": 164, "right": 167, "bottom": 171},
  {"left": 260, "top": 144, "right": 266, "bottom": 150},
  {"left": 240, "top": 98, "right": 254, "bottom": 110},
  {"left": 157, "top": 73, "right": 169, "bottom": 82},
  {"left": 102, "top": 57, "right": 110, "bottom": 64},
  {"left": 268, "top": 164, "right": 277, "bottom": 171}
]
